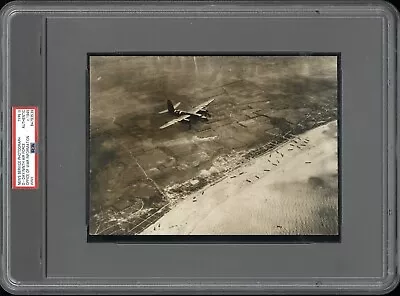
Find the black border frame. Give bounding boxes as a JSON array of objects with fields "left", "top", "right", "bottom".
[{"left": 86, "top": 52, "right": 342, "bottom": 244}]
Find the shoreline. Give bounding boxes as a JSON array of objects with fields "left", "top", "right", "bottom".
[{"left": 141, "top": 120, "right": 339, "bottom": 235}]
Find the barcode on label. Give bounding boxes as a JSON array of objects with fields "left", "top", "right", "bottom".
[{"left": 12, "top": 107, "right": 39, "bottom": 189}]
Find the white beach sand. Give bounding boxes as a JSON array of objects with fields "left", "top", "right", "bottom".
[{"left": 141, "top": 120, "right": 339, "bottom": 235}]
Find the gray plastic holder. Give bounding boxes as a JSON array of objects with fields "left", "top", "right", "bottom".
[{"left": 0, "top": 1, "right": 399, "bottom": 294}]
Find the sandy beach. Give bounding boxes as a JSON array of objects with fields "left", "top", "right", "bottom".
[{"left": 141, "top": 120, "right": 339, "bottom": 235}]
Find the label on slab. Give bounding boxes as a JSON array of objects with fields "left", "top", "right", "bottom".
[{"left": 12, "top": 107, "right": 39, "bottom": 189}]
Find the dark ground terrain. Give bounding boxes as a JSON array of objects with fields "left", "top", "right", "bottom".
[{"left": 88, "top": 56, "right": 338, "bottom": 235}]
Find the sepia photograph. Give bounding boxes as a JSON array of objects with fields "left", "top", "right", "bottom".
[{"left": 88, "top": 55, "right": 339, "bottom": 238}]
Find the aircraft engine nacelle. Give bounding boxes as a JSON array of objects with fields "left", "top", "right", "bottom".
[{"left": 198, "top": 109, "right": 211, "bottom": 117}]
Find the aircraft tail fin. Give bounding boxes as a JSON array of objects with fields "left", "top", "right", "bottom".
[{"left": 167, "top": 100, "right": 175, "bottom": 113}]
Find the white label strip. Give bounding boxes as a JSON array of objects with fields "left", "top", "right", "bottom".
[{"left": 12, "top": 107, "right": 39, "bottom": 189}]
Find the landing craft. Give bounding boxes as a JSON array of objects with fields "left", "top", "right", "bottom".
[{"left": 158, "top": 98, "right": 214, "bottom": 129}]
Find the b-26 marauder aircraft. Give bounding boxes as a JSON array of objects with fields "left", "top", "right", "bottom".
[{"left": 158, "top": 98, "right": 215, "bottom": 129}]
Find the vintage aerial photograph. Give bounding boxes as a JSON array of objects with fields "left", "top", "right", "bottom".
[{"left": 88, "top": 55, "right": 339, "bottom": 237}]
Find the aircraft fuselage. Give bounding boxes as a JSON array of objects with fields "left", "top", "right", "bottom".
[{"left": 173, "top": 109, "right": 209, "bottom": 120}]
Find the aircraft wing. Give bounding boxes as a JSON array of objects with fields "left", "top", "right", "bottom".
[
  {"left": 190, "top": 98, "right": 215, "bottom": 113},
  {"left": 159, "top": 114, "right": 190, "bottom": 129}
]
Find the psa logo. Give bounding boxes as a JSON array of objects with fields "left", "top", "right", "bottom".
[{"left": 30, "top": 143, "right": 37, "bottom": 153}]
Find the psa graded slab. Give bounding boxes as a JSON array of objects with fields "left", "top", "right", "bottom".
[{"left": 1, "top": 1, "right": 399, "bottom": 294}]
